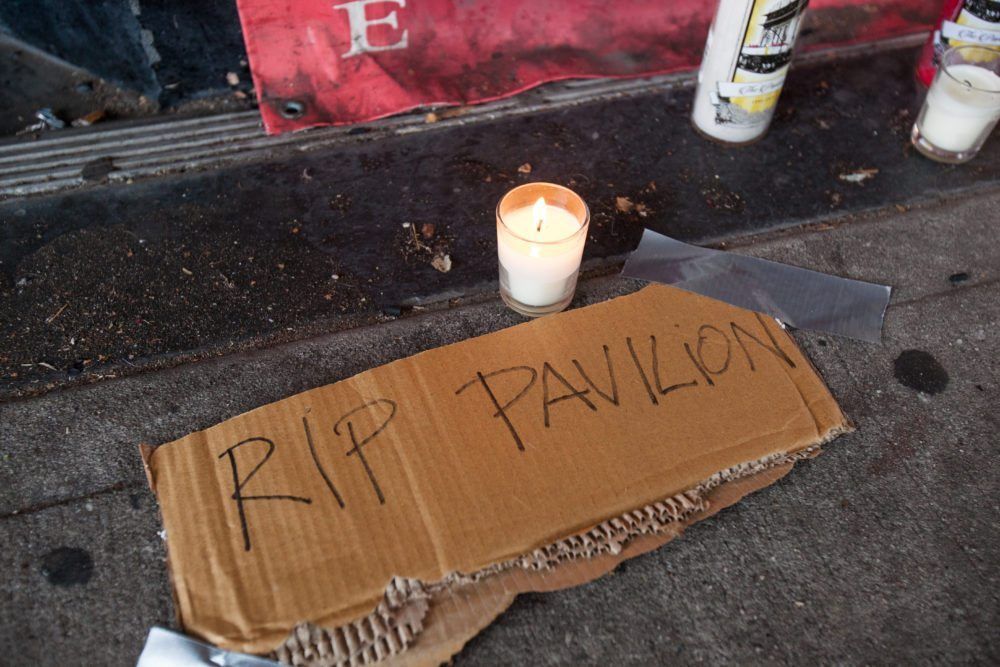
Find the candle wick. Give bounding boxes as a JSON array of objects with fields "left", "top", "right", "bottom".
[{"left": 532, "top": 196, "right": 547, "bottom": 234}]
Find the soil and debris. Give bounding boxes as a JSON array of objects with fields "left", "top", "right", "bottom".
[
  {"left": 888, "top": 108, "right": 912, "bottom": 136},
  {"left": 700, "top": 181, "right": 745, "bottom": 212},
  {"left": 839, "top": 168, "right": 879, "bottom": 185},
  {"left": 431, "top": 253, "right": 452, "bottom": 273},
  {"left": 0, "top": 221, "right": 356, "bottom": 395},
  {"left": 615, "top": 196, "right": 650, "bottom": 218},
  {"left": 425, "top": 107, "right": 469, "bottom": 124},
  {"left": 16, "top": 108, "right": 66, "bottom": 135},
  {"left": 396, "top": 222, "right": 455, "bottom": 274},
  {"left": 2, "top": 45, "right": 996, "bottom": 400},
  {"left": 71, "top": 109, "right": 106, "bottom": 128}
]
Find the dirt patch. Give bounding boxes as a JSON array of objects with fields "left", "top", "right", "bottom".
[{"left": 0, "top": 222, "right": 356, "bottom": 391}]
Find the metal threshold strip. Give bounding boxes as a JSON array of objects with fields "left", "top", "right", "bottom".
[{"left": 0, "top": 34, "right": 923, "bottom": 199}]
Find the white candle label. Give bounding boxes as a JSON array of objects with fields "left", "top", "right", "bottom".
[
  {"left": 716, "top": 77, "right": 787, "bottom": 100},
  {"left": 719, "top": 0, "right": 805, "bottom": 126},
  {"left": 934, "top": 3, "right": 1000, "bottom": 59},
  {"left": 941, "top": 21, "right": 1000, "bottom": 46},
  {"left": 693, "top": 0, "right": 808, "bottom": 142}
]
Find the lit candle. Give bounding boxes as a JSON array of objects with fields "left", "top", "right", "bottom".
[
  {"left": 496, "top": 183, "right": 589, "bottom": 317},
  {"left": 913, "top": 45, "right": 1000, "bottom": 163}
]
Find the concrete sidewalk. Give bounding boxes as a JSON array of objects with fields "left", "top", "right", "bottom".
[{"left": 2, "top": 189, "right": 998, "bottom": 664}]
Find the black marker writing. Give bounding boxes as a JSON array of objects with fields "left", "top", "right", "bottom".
[
  {"left": 541, "top": 361, "right": 596, "bottom": 428},
  {"left": 303, "top": 415, "right": 345, "bottom": 508},
  {"left": 218, "top": 437, "right": 312, "bottom": 552},
  {"left": 649, "top": 334, "right": 699, "bottom": 396},
  {"left": 696, "top": 325, "right": 732, "bottom": 375},
  {"left": 684, "top": 342, "right": 714, "bottom": 386},
  {"left": 572, "top": 345, "right": 620, "bottom": 407},
  {"left": 333, "top": 399, "right": 397, "bottom": 505},
  {"left": 455, "top": 367, "right": 537, "bottom": 451},
  {"left": 685, "top": 324, "right": 732, "bottom": 385},
  {"left": 628, "top": 335, "right": 698, "bottom": 404},
  {"left": 731, "top": 313, "right": 796, "bottom": 371},
  {"left": 626, "top": 336, "right": 659, "bottom": 405}
]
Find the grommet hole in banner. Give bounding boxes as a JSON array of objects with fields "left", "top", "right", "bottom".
[{"left": 279, "top": 100, "right": 306, "bottom": 119}]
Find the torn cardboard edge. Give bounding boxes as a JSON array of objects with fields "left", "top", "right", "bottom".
[
  {"left": 144, "top": 285, "right": 851, "bottom": 661},
  {"left": 622, "top": 229, "right": 892, "bottom": 343},
  {"left": 142, "top": 443, "right": 843, "bottom": 666},
  {"left": 268, "top": 443, "right": 840, "bottom": 666},
  {"left": 136, "top": 449, "right": 818, "bottom": 667}
]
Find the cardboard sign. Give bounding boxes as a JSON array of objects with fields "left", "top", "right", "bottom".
[
  {"left": 145, "top": 285, "right": 849, "bottom": 658},
  {"left": 234, "top": 0, "right": 938, "bottom": 134}
]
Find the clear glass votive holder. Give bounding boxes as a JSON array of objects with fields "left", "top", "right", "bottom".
[
  {"left": 912, "top": 45, "right": 1000, "bottom": 164},
  {"left": 496, "top": 183, "right": 590, "bottom": 318}
]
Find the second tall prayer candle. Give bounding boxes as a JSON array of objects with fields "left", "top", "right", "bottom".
[{"left": 692, "top": 0, "right": 809, "bottom": 144}]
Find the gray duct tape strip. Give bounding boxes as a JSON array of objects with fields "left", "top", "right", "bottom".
[
  {"left": 622, "top": 230, "right": 891, "bottom": 343},
  {"left": 136, "top": 627, "right": 280, "bottom": 667}
]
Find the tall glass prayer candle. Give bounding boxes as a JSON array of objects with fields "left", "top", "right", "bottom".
[
  {"left": 912, "top": 45, "right": 1000, "bottom": 164},
  {"left": 496, "top": 183, "right": 589, "bottom": 317},
  {"left": 916, "top": 0, "right": 1000, "bottom": 87},
  {"left": 692, "top": 0, "right": 809, "bottom": 145}
]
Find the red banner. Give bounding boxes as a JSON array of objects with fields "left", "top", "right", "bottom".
[{"left": 236, "top": 0, "right": 938, "bottom": 135}]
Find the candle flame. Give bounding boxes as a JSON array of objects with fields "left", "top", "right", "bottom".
[{"left": 534, "top": 197, "right": 547, "bottom": 233}]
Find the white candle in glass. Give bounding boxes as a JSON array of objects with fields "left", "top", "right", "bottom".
[
  {"left": 496, "top": 183, "right": 589, "bottom": 317},
  {"left": 920, "top": 64, "right": 1000, "bottom": 151},
  {"left": 913, "top": 45, "right": 1000, "bottom": 163}
]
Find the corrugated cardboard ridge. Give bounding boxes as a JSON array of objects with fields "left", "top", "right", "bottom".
[
  {"left": 271, "top": 577, "right": 430, "bottom": 666},
  {"left": 270, "top": 442, "right": 833, "bottom": 666}
]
